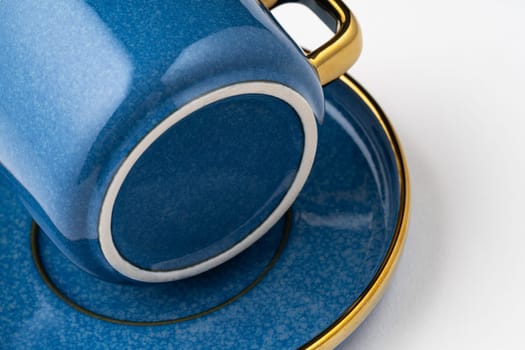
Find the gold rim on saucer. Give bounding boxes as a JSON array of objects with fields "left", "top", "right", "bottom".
[{"left": 301, "top": 75, "right": 410, "bottom": 350}]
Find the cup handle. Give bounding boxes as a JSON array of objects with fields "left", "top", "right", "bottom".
[{"left": 262, "top": 0, "right": 362, "bottom": 86}]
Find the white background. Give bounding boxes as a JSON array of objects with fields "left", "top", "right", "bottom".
[{"left": 273, "top": 1, "right": 525, "bottom": 349}]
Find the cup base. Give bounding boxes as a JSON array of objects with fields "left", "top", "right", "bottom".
[{"left": 99, "top": 81, "right": 318, "bottom": 283}]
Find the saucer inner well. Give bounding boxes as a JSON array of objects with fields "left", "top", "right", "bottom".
[{"left": 32, "top": 212, "right": 291, "bottom": 324}]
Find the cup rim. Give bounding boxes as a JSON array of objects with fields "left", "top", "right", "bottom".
[{"left": 98, "top": 81, "right": 318, "bottom": 283}]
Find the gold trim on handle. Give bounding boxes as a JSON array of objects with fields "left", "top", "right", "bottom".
[
  {"left": 261, "top": 0, "right": 280, "bottom": 7},
  {"left": 262, "top": 0, "right": 363, "bottom": 85}
]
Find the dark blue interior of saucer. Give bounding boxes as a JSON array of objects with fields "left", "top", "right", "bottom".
[{"left": 0, "top": 78, "right": 401, "bottom": 350}]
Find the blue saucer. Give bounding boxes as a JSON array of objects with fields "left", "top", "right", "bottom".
[{"left": 0, "top": 76, "right": 409, "bottom": 349}]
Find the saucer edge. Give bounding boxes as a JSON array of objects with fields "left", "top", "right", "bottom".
[{"left": 303, "top": 74, "right": 410, "bottom": 350}]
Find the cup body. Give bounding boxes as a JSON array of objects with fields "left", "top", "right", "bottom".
[{"left": 0, "top": 0, "right": 324, "bottom": 282}]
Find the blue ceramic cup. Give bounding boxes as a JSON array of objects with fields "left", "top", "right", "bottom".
[{"left": 0, "top": 0, "right": 361, "bottom": 282}]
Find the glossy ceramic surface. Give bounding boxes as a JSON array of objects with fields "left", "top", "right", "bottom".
[
  {"left": 0, "top": 76, "right": 408, "bottom": 349},
  {"left": 0, "top": 0, "right": 323, "bottom": 281},
  {"left": 111, "top": 94, "right": 304, "bottom": 272}
]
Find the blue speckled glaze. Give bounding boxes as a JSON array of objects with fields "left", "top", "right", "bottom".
[
  {"left": 0, "top": 0, "right": 324, "bottom": 280},
  {"left": 0, "top": 78, "right": 402, "bottom": 349},
  {"left": 112, "top": 95, "right": 303, "bottom": 271}
]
